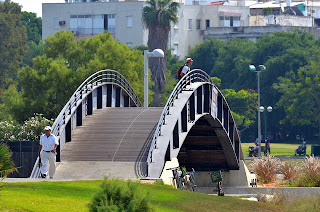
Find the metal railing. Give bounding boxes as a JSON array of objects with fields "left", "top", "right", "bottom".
[
  {"left": 30, "top": 69, "right": 141, "bottom": 178},
  {"left": 147, "top": 69, "right": 213, "bottom": 164}
]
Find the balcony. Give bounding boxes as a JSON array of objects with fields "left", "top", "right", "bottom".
[{"left": 70, "top": 27, "right": 115, "bottom": 39}]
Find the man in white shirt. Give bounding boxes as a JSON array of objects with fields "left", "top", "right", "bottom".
[
  {"left": 180, "top": 58, "right": 193, "bottom": 78},
  {"left": 38, "top": 126, "right": 59, "bottom": 179}
]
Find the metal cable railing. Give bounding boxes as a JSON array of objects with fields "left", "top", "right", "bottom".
[
  {"left": 30, "top": 69, "right": 142, "bottom": 178},
  {"left": 147, "top": 69, "right": 213, "bottom": 164}
]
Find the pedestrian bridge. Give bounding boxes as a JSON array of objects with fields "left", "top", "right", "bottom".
[{"left": 30, "top": 69, "right": 251, "bottom": 186}]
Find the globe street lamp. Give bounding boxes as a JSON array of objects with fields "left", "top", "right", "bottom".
[
  {"left": 249, "top": 64, "right": 266, "bottom": 157},
  {"left": 144, "top": 49, "right": 164, "bottom": 108}
]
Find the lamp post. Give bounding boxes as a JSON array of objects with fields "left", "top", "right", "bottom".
[
  {"left": 144, "top": 49, "right": 164, "bottom": 108},
  {"left": 260, "top": 106, "right": 273, "bottom": 143},
  {"left": 249, "top": 64, "right": 266, "bottom": 157}
]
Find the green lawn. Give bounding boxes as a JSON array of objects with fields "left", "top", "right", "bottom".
[
  {"left": 0, "top": 180, "right": 282, "bottom": 212},
  {"left": 241, "top": 143, "right": 311, "bottom": 157}
]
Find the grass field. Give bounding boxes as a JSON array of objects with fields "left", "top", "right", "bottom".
[
  {"left": 241, "top": 143, "right": 312, "bottom": 157},
  {"left": 0, "top": 180, "right": 283, "bottom": 212}
]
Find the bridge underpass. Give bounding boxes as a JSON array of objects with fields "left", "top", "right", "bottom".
[
  {"left": 178, "top": 116, "right": 229, "bottom": 172},
  {"left": 31, "top": 69, "right": 254, "bottom": 188}
]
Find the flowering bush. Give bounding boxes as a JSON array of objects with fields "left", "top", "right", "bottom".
[
  {"left": 303, "top": 156, "right": 320, "bottom": 177},
  {"left": 279, "top": 162, "right": 298, "bottom": 180},
  {"left": 251, "top": 155, "right": 280, "bottom": 183},
  {"left": 17, "top": 115, "right": 54, "bottom": 141},
  {"left": 0, "top": 121, "right": 20, "bottom": 141},
  {"left": 0, "top": 114, "right": 54, "bottom": 142}
]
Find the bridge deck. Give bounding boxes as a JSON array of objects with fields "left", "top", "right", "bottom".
[{"left": 61, "top": 107, "right": 163, "bottom": 162}]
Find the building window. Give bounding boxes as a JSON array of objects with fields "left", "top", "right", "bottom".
[
  {"left": 69, "top": 14, "right": 115, "bottom": 35},
  {"left": 233, "top": 16, "right": 241, "bottom": 27},
  {"left": 107, "top": 14, "right": 116, "bottom": 33},
  {"left": 93, "top": 15, "right": 104, "bottom": 34},
  {"left": 220, "top": 16, "right": 230, "bottom": 27},
  {"left": 196, "top": 19, "right": 201, "bottom": 30},
  {"left": 206, "top": 19, "right": 210, "bottom": 29},
  {"left": 220, "top": 16, "right": 241, "bottom": 27},
  {"left": 126, "top": 16, "right": 132, "bottom": 27},
  {"left": 54, "top": 17, "right": 59, "bottom": 29},
  {"left": 188, "top": 19, "right": 192, "bottom": 30},
  {"left": 173, "top": 44, "right": 178, "bottom": 55}
]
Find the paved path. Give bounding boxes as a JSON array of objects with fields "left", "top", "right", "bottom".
[
  {"left": 197, "top": 186, "right": 320, "bottom": 198},
  {"left": 53, "top": 161, "right": 144, "bottom": 180},
  {"left": 244, "top": 156, "right": 306, "bottom": 160}
]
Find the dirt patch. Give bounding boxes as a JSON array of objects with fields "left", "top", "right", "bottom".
[{"left": 258, "top": 179, "right": 285, "bottom": 187}]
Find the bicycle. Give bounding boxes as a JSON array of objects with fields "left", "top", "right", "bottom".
[
  {"left": 184, "top": 168, "right": 196, "bottom": 191},
  {"left": 167, "top": 167, "right": 196, "bottom": 192},
  {"left": 167, "top": 167, "right": 185, "bottom": 190}
]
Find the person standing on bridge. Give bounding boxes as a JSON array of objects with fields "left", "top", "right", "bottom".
[
  {"left": 179, "top": 58, "right": 193, "bottom": 79},
  {"left": 38, "top": 126, "right": 59, "bottom": 179}
]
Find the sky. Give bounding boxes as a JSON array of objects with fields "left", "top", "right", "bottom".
[{"left": 12, "top": 0, "right": 64, "bottom": 17}]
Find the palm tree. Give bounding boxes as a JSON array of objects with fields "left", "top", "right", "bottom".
[
  {"left": 0, "top": 143, "right": 15, "bottom": 178},
  {"left": 142, "top": 0, "right": 179, "bottom": 106}
]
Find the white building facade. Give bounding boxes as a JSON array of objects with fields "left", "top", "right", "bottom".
[
  {"left": 42, "top": 2, "right": 148, "bottom": 48},
  {"left": 42, "top": 1, "right": 250, "bottom": 58}
]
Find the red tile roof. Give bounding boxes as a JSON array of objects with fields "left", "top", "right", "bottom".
[{"left": 207, "top": 1, "right": 225, "bottom": 5}]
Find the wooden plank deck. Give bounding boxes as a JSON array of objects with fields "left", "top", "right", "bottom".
[{"left": 61, "top": 107, "right": 163, "bottom": 162}]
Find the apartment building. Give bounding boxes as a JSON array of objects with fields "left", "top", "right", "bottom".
[
  {"left": 169, "top": 4, "right": 249, "bottom": 58},
  {"left": 42, "top": 1, "right": 250, "bottom": 58},
  {"left": 42, "top": 2, "right": 148, "bottom": 48}
]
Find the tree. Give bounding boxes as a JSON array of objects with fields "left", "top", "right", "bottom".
[
  {"left": 142, "top": 0, "right": 179, "bottom": 106},
  {"left": 222, "top": 89, "right": 257, "bottom": 132},
  {"left": 186, "top": 30, "right": 320, "bottom": 142},
  {"left": 188, "top": 37, "right": 224, "bottom": 75},
  {"left": 22, "top": 40, "right": 45, "bottom": 67},
  {"left": 21, "top": 11, "right": 42, "bottom": 44},
  {"left": 4, "top": 31, "right": 145, "bottom": 122},
  {"left": 21, "top": 12, "right": 43, "bottom": 67},
  {"left": 210, "top": 38, "right": 257, "bottom": 90},
  {"left": 0, "top": 0, "right": 27, "bottom": 91},
  {"left": 0, "top": 143, "right": 15, "bottom": 178},
  {"left": 273, "top": 52, "right": 320, "bottom": 138}
]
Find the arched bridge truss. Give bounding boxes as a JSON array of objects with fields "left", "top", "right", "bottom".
[{"left": 147, "top": 69, "right": 243, "bottom": 178}]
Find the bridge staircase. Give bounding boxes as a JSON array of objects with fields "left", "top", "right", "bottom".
[{"left": 53, "top": 107, "right": 162, "bottom": 180}]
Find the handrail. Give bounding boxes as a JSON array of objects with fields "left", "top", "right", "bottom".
[
  {"left": 50, "top": 69, "right": 141, "bottom": 137},
  {"left": 147, "top": 69, "right": 213, "bottom": 164},
  {"left": 30, "top": 69, "right": 142, "bottom": 178}
]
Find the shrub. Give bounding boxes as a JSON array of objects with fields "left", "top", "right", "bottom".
[
  {"left": 251, "top": 155, "right": 280, "bottom": 183},
  {"left": 257, "top": 192, "right": 292, "bottom": 206},
  {"left": 284, "top": 195, "right": 320, "bottom": 212},
  {"left": 287, "top": 156, "right": 320, "bottom": 187},
  {"left": 88, "top": 179, "right": 153, "bottom": 212},
  {"left": 279, "top": 162, "right": 298, "bottom": 180},
  {"left": 290, "top": 173, "right": 320, "bottom": 187}
]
